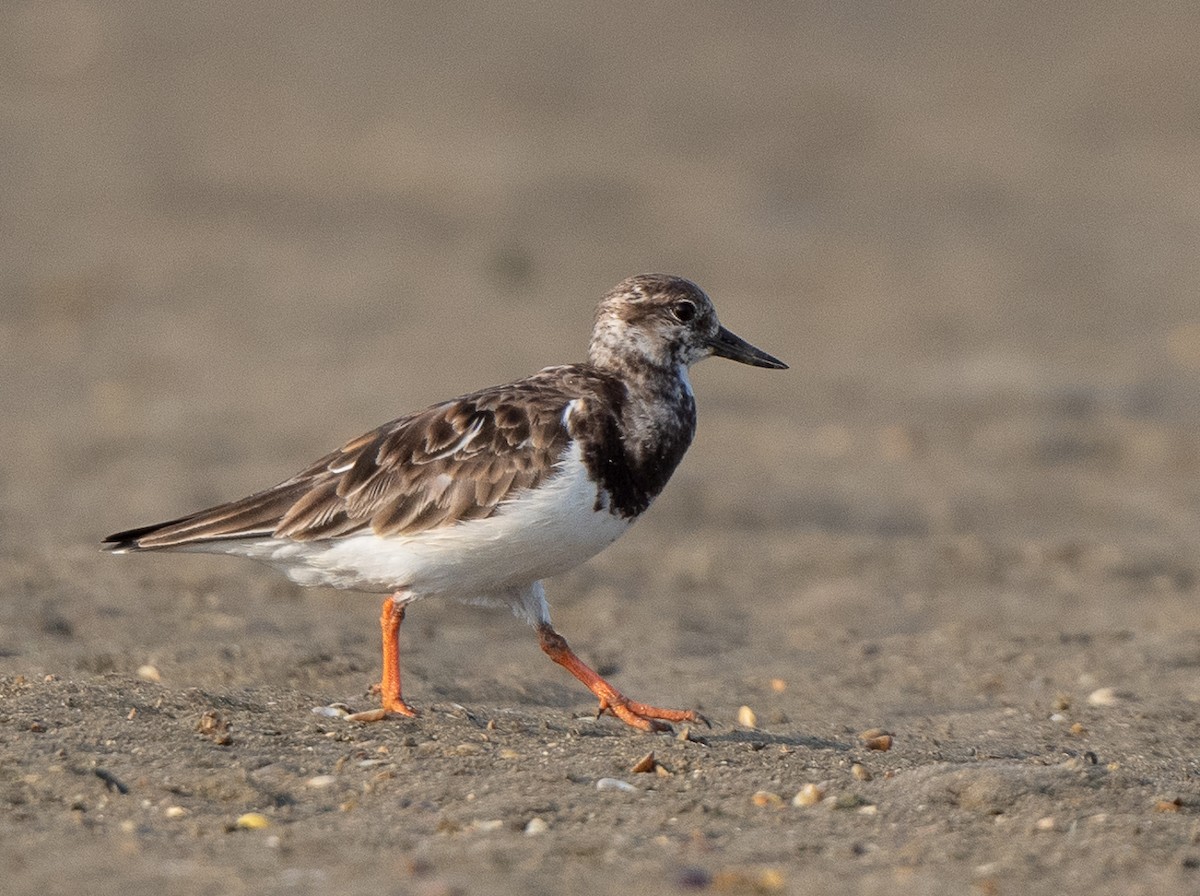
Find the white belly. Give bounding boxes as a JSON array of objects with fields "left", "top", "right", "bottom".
[{"left": 220, "top": 442, "right": 631, "bottom": 598}]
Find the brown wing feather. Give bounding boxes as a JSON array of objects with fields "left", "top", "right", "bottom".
[{"left": 104, "top": 366, "right": 614, "bottom": 550}]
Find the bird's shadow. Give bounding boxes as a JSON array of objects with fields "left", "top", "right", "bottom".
[
  {"left": 419, "top": 700, "right": 849, "bottom": 751},
  {"left": 553, "top": 710, "right": 850, "bottom": 751},
  {"left": 695, "top": 727, "right": 849, "bottom": 752}
]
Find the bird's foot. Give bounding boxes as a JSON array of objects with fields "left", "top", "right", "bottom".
[
  {"left": 537, "top": 622, "right": 707, "bottom": 733},
  {"left": 348, "top": 686, "right": 419, "bottom": 722},
  {"left": 596, "top": 694, "right": 709, "bottom": 733}
]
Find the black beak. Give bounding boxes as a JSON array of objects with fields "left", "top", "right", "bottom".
[{"left": 708, "top": 325, "right": 788, "bottom": 369}]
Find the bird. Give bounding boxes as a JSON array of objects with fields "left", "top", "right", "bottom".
[{"left": 104, "top": 273, "right": 787, "bottom": 731}]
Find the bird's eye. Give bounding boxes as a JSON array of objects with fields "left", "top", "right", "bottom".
[{"left": 671, "top": 300, "right": 697, "bottom": 323}]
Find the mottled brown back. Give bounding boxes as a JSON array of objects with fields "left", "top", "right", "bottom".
[{"left": 104, "top": 366, "right": 623, "bottom": 549}]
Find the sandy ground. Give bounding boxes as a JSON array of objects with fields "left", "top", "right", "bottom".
[{"left": 4, "top": 2, "right": 1200, "bottom": 894}]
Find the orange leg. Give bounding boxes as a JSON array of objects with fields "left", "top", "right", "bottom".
[
  {"left": 348, "top": 594, "right": 418, "bottom": 722},
  {"left": 537, "top": 623, "right": 706, "bottom": 732}
]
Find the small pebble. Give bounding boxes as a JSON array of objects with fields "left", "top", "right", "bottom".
[
  {"left": 1034, "top": 816, "right": 1057, "bottom": 831},
  {"left": 196, "top": 711, "right": 223, "bottom": 730},
  {"left": 859, "top": 730, "right": 893, "bottom": 751},
  {"left": 164, "top": 806, "right": 187, "bottom": 818},
  {"left": 792, "top": 783, "right": 824, "bottom": 807},
  {"left": 858, "top": 804, "right": 878, "bottom": 816},
  {"left": 347, "top": 708, "right": 391, "bottom": 723},
  {"left": 770, "top": 678, "right": 787, "bottom": 693},
  {"left": 851, "top": 763, "right": 872, "bottom": 781},
  {"left": 752, "top": 790, "right": 783, "bottom": 808},
  {"left": 236, "top": 812, "right": 270, "bottom": 830},
  {"left": 469, "top": 819, "right": 504, "bottom": 833},
  {"left": 1087, "top": 687, "right": 1119, "bottom": 706},
  {"left": 737, "top": 705, "right": 758, "bottom": 728},
  {"left": 306, "top": 775, "right": 337, "bottom": 789},
  {"left": 196, "top": 710, "right": 232, "bottom": 745},
  {"left": 596, "top": 777, "right": 637, "bottom": 793},
  {"left": 712, "top": 867, "right": 785, "bottom": 893},
  {"left": 312, "top": 704, "right": 350, "bottom": 719},
  {"left": 136, "top": 665, "right": 161, "bottom": 683},
  {"left": 1154, "top": 797, "right": 1183, "bottom": 813},
  {"left": 631, "top": 752, "right": 657, "bottom": 774},
  {"left": 524, "top": 817, "right": 549, "bottom": 835}
]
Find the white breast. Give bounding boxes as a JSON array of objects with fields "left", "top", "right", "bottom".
[{"left": 220, "top": 441, "right": 631, "bottom": 599}]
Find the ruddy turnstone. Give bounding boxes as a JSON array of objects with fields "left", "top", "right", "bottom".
[{"left": 104, "top": 274, "right": 786, "bottom": 731}]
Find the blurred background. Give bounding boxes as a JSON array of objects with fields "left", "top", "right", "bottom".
[
  {"left": 3, "top": 0, "right": 1200, "bottom": 668},
  {"left": 7, "top": 7, "right": 1200, "bottom": 890}
]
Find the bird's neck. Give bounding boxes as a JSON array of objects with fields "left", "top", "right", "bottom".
[
  {"left": 613, "top": 361, "right": 697, "bottom": 472},
  {"left": 590, "top": 346, "right": 685, "bottom": 395},
  {"left": 571, "top": 357, "right": 698, "bottom": 520}
]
